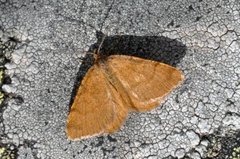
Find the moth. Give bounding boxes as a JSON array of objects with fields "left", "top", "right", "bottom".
[{"left": 66, "top": 36, "right": 184, "bottom": 140}]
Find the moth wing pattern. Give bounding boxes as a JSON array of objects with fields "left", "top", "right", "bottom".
[{"left": 106, "top": 55, "right": 184, "bottom": 112}]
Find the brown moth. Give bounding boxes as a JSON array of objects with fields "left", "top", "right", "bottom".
[{"left": 66, "top": 36, "right": 184, "bottom": 140}]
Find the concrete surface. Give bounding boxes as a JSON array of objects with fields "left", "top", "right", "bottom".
[{"left": 0, "top": 0, "right": 240, "bottom": 158}]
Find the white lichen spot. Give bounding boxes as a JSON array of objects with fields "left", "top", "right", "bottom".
[
  {"left": 197, "top": 119, "right": 212, "bottom": 134},
  {"left": 220, "top": 31, "right": 238, "bottom": 46},
  {"left": 2, "top": 84, "right": 17, "bottom": 93},
  {"left": 207, "top": 22, "right": 228, "bottom": 37},
  {"left": 229, "top": 41, "right": 239, "bottom": 53},
  {"left": 186, "top": 130, "right": 200, "bottom": 147},
  {"left": 5, "top": 63, "right": 17, "bottom": 69},
  {"left": 222, "top": 113, "right": 240, "bottom": 130},
  {"left": 188, "top": 151, "right": 201, "bottom": 159},
  {"left": 26, "top": 62, "right": 39, "bottom": 74},
  {"left": 174, "top": 148, "right": 185, "bottom": 158},
  {"left": 12, "top": 46, "right": 26, "bottom": 64}
]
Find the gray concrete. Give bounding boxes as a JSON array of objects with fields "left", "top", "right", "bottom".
[{"left": 0, "top": 0, "right": 240, "bottom": 158}]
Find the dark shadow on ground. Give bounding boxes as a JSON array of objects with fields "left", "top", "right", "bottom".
[{"left": 68, "top": 31, "right": 187, "bottom": 110}]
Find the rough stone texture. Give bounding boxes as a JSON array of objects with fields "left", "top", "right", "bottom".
[{"left": 0, "top": 0, "right": 240, "bottom": 158}]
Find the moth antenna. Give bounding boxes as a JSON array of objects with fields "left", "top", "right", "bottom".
[{"left": 96, "top": 33, "right": 107, "bottom": 57}]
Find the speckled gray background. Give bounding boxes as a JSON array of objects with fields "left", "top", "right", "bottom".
[{"left": 0, "top": 0, "right": 240, "bottom": 159}]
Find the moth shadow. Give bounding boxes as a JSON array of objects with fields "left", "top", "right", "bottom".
[{"left": 68, "top": 32, "right": 186, "bottom": 110}]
